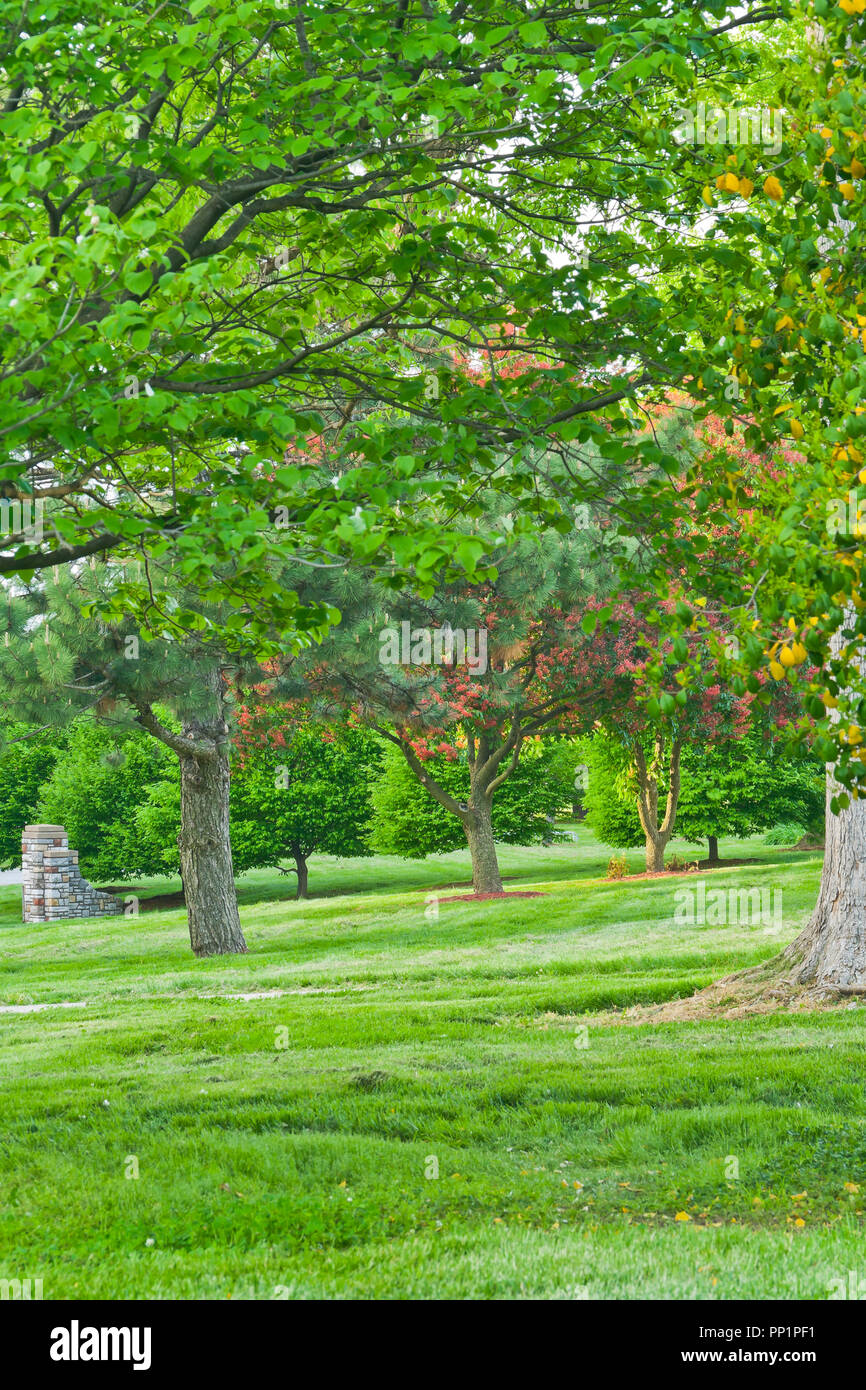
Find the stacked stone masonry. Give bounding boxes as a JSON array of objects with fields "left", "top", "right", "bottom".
[{"left": 22, "top": 824, "right": 123, "bottom": 923}]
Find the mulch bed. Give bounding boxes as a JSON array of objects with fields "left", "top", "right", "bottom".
[{"left": 607, "top": 857, "right": 770, "bottom": 883}]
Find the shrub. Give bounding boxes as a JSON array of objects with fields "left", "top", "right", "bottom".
[
  {"left": 606, "top": 854, "right": 628, "bottom": 880},
  {"left": 667, "top": 854, "right": 699, "bottom": 872},
  {"left": 763, "top": 822, "right": 808, "bottom": 846}
]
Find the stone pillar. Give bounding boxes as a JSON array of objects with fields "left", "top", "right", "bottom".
[{"left": 21, "top": 824, "right": 123, "bottom": 923}]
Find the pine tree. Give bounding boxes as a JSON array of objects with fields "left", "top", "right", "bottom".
[{"left": 0, "top": 562, "right": 253, "bottom": 956}]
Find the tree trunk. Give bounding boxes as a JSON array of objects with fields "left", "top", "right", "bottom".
[
  {"left": 645, "top": 833, "right": 665, "bottom": 873},
  {"left": 783, "top": 771, "right": 866, "bottom": 991},
  {"left": 462, "top": 801, "right": 503, "bottom": 893},
  {"left": 781, "top": 612, "right": 866, "bottom": 992},
  {"left": 633, "top": 737, "right": 681, "bottom": 873},
  {"left": 178, "top": 740, "right": 247, "bottom": 957},
  {"left": 391, "top": 723, "right": 514, "bottom": 895},
  {"left": 130, "top": 664, "right": 246, "bottom": 958},
  {"left": 294, "top": 850, "right": 309, "bottom": 900},
  {"left": 707, "top": 834, "right": 719, "bottom": 865}
]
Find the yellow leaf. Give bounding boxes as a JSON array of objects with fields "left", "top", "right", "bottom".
[
  {"left": 701, "top": 186, "right": 714, "bottom": 206},
  {"left": 675, "top": 1211, "right": 691, "bottom": 1222},
  {"left": 764, "top": 175, "right": 784, "bottom": 201},
  {"left": 839, "top": 182, "right": 857, "bottom": 201},
  {"left": 844, "top": 1182, "right": 860, "bottom": 1193},
  {"left": 794, "top": 1217, "right": 805, "bottom": 1227},
  {"left": 790, "top": 419, "right": 804, "bottom": 439},
  {"left": 738, "top": 177, "right": 754, "bottom": 199}
]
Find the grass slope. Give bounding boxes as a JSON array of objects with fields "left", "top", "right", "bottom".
[{"left": 1, "top": 827, "right": 863, "bottom": 1300}]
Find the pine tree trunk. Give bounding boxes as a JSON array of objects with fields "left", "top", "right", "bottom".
[
  {"left": 707, "top": 834, "right": 720, "bottom": 865},
  {"left": 178, "top": 742, "right": 247, "bottom": 957},
  {"left": 294, "top": 850, "right": 309, "bottom": 900},
  {"left": 783, "top": 772, "right": 866, "bottom": 991},
  {"left": 463, "top": 802, "right": 503, "bottom": 893}
]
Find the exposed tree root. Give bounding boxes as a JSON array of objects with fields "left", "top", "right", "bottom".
[{"left": 614, "top": 950, "right": 866, "bottom": 1024}]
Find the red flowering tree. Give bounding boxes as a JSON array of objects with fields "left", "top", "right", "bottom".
[
  {"left": 365, "top": 606, "right": 621, "bottom": 894},
  {"left": 263, "top": 528, "right": 623, "bottom": 893}
]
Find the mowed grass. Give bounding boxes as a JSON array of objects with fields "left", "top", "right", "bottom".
[{"left": 1, "top": 826, "right": 865, "bottom": 1300}]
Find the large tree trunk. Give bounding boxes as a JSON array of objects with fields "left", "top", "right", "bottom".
[
  {"left": 782, "top": 611, "right": 866, "bottom": 992},
  {"left": 783, "top": 771, "right": 866, "bottom": 991},
  {"left": 178, "top": 740, "right": 247, "bottom": 957},
  {"left": 462, "top": 800, "right": 503, "bottom": 893},
  {"left": 707, "top": 834, "right": 720, "bottom": 865}
]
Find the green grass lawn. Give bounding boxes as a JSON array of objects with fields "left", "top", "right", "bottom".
[{"left": 1, "top": 826, "right": 864, "bottom": 1300}]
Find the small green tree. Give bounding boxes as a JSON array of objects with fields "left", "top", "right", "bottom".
[
  {"left": 578, "top": 735, "right": 645, "bottom": 853},
  {"left": 229, "top": 723, "right": 382, "bottom": 898},
  {"left": 675, "top": 737, "right": 824, "bottom": 863},
  {"left": 369, "top": 739, "right": 573, "bottom": 864},
  {"left": 0, "top": 722, "right": 67, "bottom": 867},
  {"left": 581, "top": 729, "right": 825, "bottom": 864},
  {"left": 134, "top": 778, "right": 182, "bottom": 879},
  {"left": 36, "top": 720, "right": 175, "bottom": 882}
]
